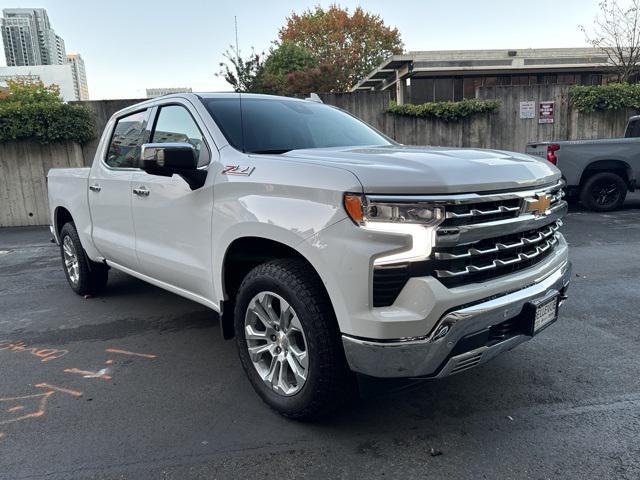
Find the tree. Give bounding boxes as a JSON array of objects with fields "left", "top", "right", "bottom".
[
  {"left": 216, "top": 46, "right": 264, "bottom": 92},
  {"left": 278, "top": 5, "right": 403, "bottom": 91},
  {"left": 0, "top": 79, "right": 62, "bottom": 105},
  {"left": 284, "top": 63, "right": 338, "bottom": 95},
  {"left": 259, "top": 42, "right": 318, "bottom": 95},
  {"left": 581, "top": 0, "right": 640, "bottom": 82},
  {"left": 0, "top": 79, "right": 95, "bottom": 144}
]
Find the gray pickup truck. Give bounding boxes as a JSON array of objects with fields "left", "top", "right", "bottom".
[{"left": 526, "top": 116, "right": 639, "bottom": 211}]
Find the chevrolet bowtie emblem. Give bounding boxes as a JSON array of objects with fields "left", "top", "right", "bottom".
[{"left": 524, "top": 194, "right": 552, "bottom": 216}]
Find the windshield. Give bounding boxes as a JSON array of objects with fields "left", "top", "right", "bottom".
[{"left": 201, "top": 96, "right": 392, "bottom": 154}]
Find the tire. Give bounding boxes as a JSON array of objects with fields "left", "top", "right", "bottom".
[
  {"left": 579, "top": 172, "right": 627, "bottom": 212},
  {"left": 59, "top": 222, "right": 109, "bottom": 296},
  {"left": 234, "top": 258, "right": 354, "bottom": 420}
]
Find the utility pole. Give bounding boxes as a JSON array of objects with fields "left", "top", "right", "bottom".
[{"left": 234, "top": 16, "right": 239, "bottom": 58}]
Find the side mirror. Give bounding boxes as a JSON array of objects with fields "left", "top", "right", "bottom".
[{"left": 140, "top": 142, "right": 206, "bottom": 190}]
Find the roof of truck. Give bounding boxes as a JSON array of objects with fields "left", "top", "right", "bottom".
[{"left": 112, "top": 92, "right": 317, "bottom": 119}]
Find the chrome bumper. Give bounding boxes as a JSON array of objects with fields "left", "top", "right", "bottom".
[{"left": 342, "top": 260, "right": 572, "bottom": 378}]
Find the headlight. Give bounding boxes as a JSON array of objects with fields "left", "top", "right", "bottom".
[
  {"left": 343, "top": 193, "right": 445, "bottom": 265},
  {"left": 343, "top": 193, "right": 444, "bottom": 226}
]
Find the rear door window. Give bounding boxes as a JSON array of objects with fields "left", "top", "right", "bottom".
[{"left": 105, "top": 110, "right": 149, "bottom": 168}]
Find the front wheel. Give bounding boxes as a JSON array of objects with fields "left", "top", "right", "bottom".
[
  {"left": 579, "top": 172, "right": 627, "bottom": 211},
  {"left": 234, "top": 259, "right": 354, "bottom": 420},
  {"left": 59, "top": 222, "right": 109, "bottom": 296}
]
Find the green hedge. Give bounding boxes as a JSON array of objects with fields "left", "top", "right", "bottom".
[
  {"left": 570, "top": 83, "right": 640, "bottom": 113},
  {"left": 386, "top": 99, "right": 501, "bottom": 122},
  {"left": 0, "top": 102, "right": 96, "bottom": 144}
]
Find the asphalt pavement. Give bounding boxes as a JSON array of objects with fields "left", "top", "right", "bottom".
[{"left": 0, "top": 194, "right": 639, "bottom": 479}]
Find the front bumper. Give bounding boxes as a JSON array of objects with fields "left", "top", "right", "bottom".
[{"left": 342, "top": 260, "right": 571, "bottom": 378}]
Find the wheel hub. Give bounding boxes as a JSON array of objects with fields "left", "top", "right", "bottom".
[
  {"left": 592, "top": 182, "right": 619, "bottom": 206},
  {"left": 62, "top": 236, "right": 80, "bottom": 286},
  {"left": 244, "top": 291, "right": 309, "bottom": 396}
]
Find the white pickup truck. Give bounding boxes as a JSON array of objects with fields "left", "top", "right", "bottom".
[{"left": 48, "top": 93, "right": 571, "bottom": 419}]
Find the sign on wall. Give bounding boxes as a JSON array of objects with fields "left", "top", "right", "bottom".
[
  {"left": 539, "top": 101, "right": 555, "bottom": 124},
  {"left": 519, "top": 101, "right": 536, "bottom": 119}
]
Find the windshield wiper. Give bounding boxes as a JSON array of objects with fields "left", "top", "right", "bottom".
[{"left": 246, "top": 149, "right": 291, "bottom": 154}]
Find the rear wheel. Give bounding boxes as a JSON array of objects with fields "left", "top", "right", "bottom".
[
  {"left": 234, "top": 258, "right": 354, "bottom": 420},
  {"left": 59, "top": 222, "right": 108, "bottom": 295},
  {"left": 579, "top": 172, "right": 627, "bottom": 212}
]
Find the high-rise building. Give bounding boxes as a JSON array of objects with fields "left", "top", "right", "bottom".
[
  {"left": 0, "top": 12, "right": 40, "bottom": 65},
  {"left": 66, "top": 53, "right": 89, "bottom": 100},
  {"left": 55, "top": 34, "right": 66, "bottom": 64},
  {"left": 1, "top": 8, "right": 65, "bottom": 66},
  {"left": 0, "top": 8, "right": 89, "bottom": 101}
]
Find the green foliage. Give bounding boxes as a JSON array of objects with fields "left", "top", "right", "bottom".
[
  {"left": 387, "top": 99, "right": 501, "bottom": 122},
  {"left": 216, "top": 47, "right": 264, "bottom": 93},
  {"left": 263, "top": 42, "right": 317, "bottom": 78},
  {"left": 259, "top": 42, "right": 319, "bottom": 95},
  {"left": 0, "top": 80, "right": 95, "bottom": 144},
  {"left": 570, "top": 83, "right": 640, "bottom": 112}
]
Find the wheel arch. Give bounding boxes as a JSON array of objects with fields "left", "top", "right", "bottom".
[
  {"left": 54, "top": 206, "right": 74, "bottom": 239},
  {"left": 218, "top": 235, "right": 335, "bottom": 340},
  {"left": 579, "top": 159, "right": 633, "bottom": 189}
]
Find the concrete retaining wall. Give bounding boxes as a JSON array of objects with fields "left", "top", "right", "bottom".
[{"left": 0, "top": 141, "right": 84, "bottom": 227}]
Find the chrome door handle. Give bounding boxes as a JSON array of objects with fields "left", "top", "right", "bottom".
[
  {"left": 132, "top": 186, "right": 150, "bottom": 197},
  {"left": 89, "top": 184, "right": 101, "bottom": 192}
]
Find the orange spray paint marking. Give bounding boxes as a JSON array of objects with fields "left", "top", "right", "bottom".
[
  {"left": 0, "top": 391, "right": 53, "bottom": 426},
  {"left": 105, "top": 348, "right": 157, "bottom": 359},
  {"left": 105, "top": 359, "right": 113, "bottom": 365},
  {"left": 64, "top": 368, "right": 112, "bottom": 380},
  {"left": 7, "top": 406, "right": 24, "bottom": 413},
  {"left": 35, "top": 383, "right": 83, "bottom": 397},
  {"left": 0, "top": 340, "right": 68, "bottom": 363}
]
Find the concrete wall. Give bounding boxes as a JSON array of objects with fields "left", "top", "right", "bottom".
[
  {"left": 0, "top": 141, "right": 83, "bottom": 227},
  {"left": 0, "top": 89, "right": 636, "bottom": 227}
]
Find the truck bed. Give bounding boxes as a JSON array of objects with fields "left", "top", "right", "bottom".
[
  {"left": 525, "top": 137, "right": 639, "bottom": 188},
  {"left": 47, "top": 167, "right": 91, "bottom": 243}
]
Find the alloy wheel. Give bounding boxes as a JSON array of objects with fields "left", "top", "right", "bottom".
[
  {"left": 591, "top": 182, "right": 620, "bottom": 207},
  {"left": 62, "top": 236, "right": 80, "bottom": 286},
  {"left": 244, "top": 291, "right": 309, "bottom": 396}
]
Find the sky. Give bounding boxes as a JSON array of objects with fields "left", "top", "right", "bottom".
[{"left": 0, "top": 0, "right": 602, "bottom": 100}]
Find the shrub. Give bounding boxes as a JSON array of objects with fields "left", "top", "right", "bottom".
[
  {"left": 386, "top": 99, "right": 501, "bottom": 122},
  {"left": 570, "top": 83, "right": 640, "bottom": 113},
  {"left": 0, "top": 79, "right": 95, "bottom": 144}
]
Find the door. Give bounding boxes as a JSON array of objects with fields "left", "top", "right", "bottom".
[
  {"left": 130, "top": 103, "right": 214, "bottom": 299},
  {"left": 89, "top": 109, "right": 150, "bottom": 267}
]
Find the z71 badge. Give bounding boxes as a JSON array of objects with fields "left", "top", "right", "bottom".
[{"left": 222, "top": 165, "right": 256, "bottom": 176}]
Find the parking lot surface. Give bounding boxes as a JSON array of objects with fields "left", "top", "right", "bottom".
[{"left": 1, "top": 195, "right": 639, "bottom": 480}]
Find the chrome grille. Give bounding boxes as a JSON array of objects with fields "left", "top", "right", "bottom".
[
  {"left": 433, "top": 221, "right": 561, "bottom": 282},
  {"left": 434, "top": 222, "right": 560, "bottom": 261},
  {"left": 432, "top": 181, "right": 566, "bottom": 288},
  {"left": 442, "top": 198, "right": 522, "bottom": 226},
  {"left": 370, "top": 181, "right": 567, "bottom": 306}
]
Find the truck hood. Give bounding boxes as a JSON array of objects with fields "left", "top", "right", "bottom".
[{"left": 282, "top": 145, "right": 560, "bottom": 194}]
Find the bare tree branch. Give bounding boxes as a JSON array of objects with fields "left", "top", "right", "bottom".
[{"left": 581, "top": 0, "right": 640, "bottom": 81}]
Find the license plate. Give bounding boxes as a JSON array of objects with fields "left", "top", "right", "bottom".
[{"left": 532, "top": 295, "right": 559, "bottom": 334}]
